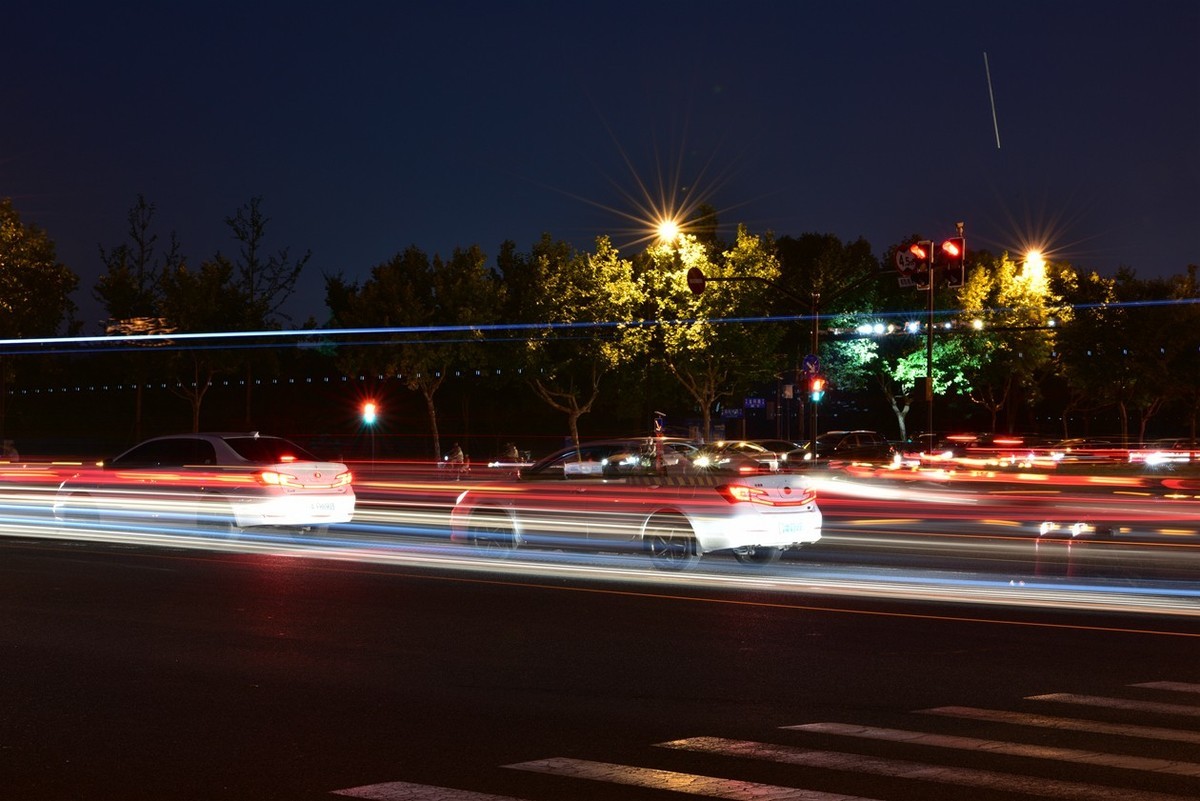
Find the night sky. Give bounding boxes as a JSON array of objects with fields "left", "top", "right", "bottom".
[{"left": 6, "top": 1, "right": 1198, "bottom": 329}]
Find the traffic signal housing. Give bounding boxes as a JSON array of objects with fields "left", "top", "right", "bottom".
[
  {"left": 909, "top": 240, "right": 934, "bottom": 289},
  {"left": 941, "top": 236, "right": 966, "bottom": 288},
  {"left": 809, "top": 376, "right": 826, "bottom": 402}
]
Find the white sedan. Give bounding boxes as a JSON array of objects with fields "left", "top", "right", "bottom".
[
  {"left": 449, "top": 438, "right": 822, "bottom": 569},
  {"left": 53, "top": 432, "right": 355, "bottom": 537}
]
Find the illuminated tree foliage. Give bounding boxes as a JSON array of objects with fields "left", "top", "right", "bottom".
[
  {"left": 645, "top": 226, "right": 784, "bottom": 440},
  {"left": 956, "top": 251, "right": 1071, "bottom": 433},
  {"left": 517, "top": 235, "right": 646, "bottom": 448}
]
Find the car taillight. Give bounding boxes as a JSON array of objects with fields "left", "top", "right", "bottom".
[
  {"left": 258, "top": 470, "right": 301, "bottom": 487},
  {"left": 331, "top": 470, "right": 352, "bottom": 488},
  {"left": 717, "top": 484, "right": 816, "bottom": 507}
]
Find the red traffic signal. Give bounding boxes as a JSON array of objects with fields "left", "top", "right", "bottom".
[
  {"left": 941, "top": 236, "right": 966, "bottom": 288},
  {"left": 362, "top": 401, "right": 378, "bottom": 425},
  {"left": 909, "top": 240, "right": 934, "bottom": 289},
  {"left": 809, "top": 376, "right": 826, "bottom": 402}
]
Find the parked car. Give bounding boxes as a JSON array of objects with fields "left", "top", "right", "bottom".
[
  {"left": 798, "top": 430, "right": 895, "bottom": 465},
  {"left": 449, "top": 437, "right": 822, "bottom": 569},
  {"left": 53, "top": 432, "right": 355, "bottom": 538}
]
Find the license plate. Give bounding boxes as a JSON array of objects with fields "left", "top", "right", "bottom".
[
  {"left": 311, "top": 501, "right": 336, "bottom": 514},
  {"left": 781, "top": 520, "right": 805, "bottom": 537}
]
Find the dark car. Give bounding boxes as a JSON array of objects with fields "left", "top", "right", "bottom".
[{"left": 798, "top": 430, "right": 895, "bottom": 465}]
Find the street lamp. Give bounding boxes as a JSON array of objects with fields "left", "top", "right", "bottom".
[{"left": 656, "top": 218, "right": 681, "bottom": 244}]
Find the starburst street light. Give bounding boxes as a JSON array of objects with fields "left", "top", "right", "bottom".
[{"left": 656, "top": 218, "right": 681, "bottom": 244}]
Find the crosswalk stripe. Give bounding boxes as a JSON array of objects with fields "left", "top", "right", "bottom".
[
  {"left": 785, "top": 722, "right": 1200, "bottom": 777},
  {"left": 504, "top": 757, "right": 879, "bottom": 800},
  {"left": 920, "top": 706, "right": 1200, "bottom": 745},
  {"left": 1030, "top": 693, "right": 1200, "bottom": 717},
  {"left": 333, "top": 781, "right": 523, "bottom": 800},
  {"left": 1132, "top": 682, "right": 1200, "bottom": 694},
  {"left": 658, "top": 736, "right": 1195, "bottom": 801}
]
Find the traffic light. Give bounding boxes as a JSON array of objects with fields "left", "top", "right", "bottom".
[
  {"left": 941, "top": 236, "right": 966, "bottom": 288},
  {"left": 909, "top": 240, "right": 934, "bottom": 289},
  {"left": 362, "top": 401, "right": 378, "bottom": 425},
  {"left": 809, "top": 376, "right": 826, "bottom": 402}
]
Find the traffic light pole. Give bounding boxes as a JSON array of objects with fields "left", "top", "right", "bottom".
[
  {"left": 811, "top": 291, "right": 820, "bottom": 457},
  {"left": 926, "top": 265, "right": 935, "bottom": 442}
]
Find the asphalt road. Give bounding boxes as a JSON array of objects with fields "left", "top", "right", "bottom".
[{"left": 3, "top": 521, "right": 1198, "bottom": 801}]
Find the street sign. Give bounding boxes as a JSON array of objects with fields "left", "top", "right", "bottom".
[
  {"left": 895, "top": 249, "right": 919, "bottom": 275},
  {"left": 802, "top": 354, "right": 820, "bottom": 377},
  {"left": 686, "top": 266, "right": 705, "bottom": 295}
]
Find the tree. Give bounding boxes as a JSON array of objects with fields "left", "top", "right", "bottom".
[
  {"left": 95, "top": 195, "right": 184, "bottom": 440},
  {"left": 0, "top": 199, "right": 79, "bottom": 337},
  {"left": 222, "top": 197, "right": 311, "bottom": 425},
  {"left": 0, "top": 198, "right": 79, "bottom": 437},
  {"left": 1164, "top": 265, "right": 1200, "bottom": 445},
  {"left": 645, "top": 226, "right": 785, "bottom": 440},
  {"left": 158, "top": 257, "right": 249, "bottom": 432},
  {"left": 1051, "top": 266, "right": 1118, "bottom": 437},
  {"left": 1056, "top": 266, "right": 1175, "bottom": 444},
  {"left": 520, "top": 235, "right": 646, "bottom": 448},
  {"left": 956, "top": 251, "right": 1070, "bottom": 432},
  {"left": 326, "top": 244, "right": 504, "bottom": 460}
]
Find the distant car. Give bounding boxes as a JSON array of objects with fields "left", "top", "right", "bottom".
[
  {"left": 53, "top": 432, "right": 355, "bottom": 537},
  {"left": 799, "top": 430, "right": 895, "bottom": 465},
  {"left": 693, "top": 440, "right": 782, "bottom": 473},
  {"left": 449, "top": 437, "right": 822, "bottom": 569}
]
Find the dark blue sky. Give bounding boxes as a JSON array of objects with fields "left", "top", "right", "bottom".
[{"left": 6, "top": 1, "right": 1198, "bottom": 329}]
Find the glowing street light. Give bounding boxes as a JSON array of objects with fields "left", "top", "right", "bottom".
[{"left": 656, "top": 218, "right": 681, "bottom": 244}]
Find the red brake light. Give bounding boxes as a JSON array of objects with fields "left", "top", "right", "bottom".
[{"left": 258, "top": 470, "right": 300, "bottom": 487}]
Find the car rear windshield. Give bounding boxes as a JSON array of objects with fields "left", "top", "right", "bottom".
[{"left": 224, "top": 436, "right": 319, "bottom": 464}]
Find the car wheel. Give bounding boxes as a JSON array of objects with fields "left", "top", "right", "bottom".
[
  {"left": 644, "top": 514, "right": 699, "bottom": 571},
  {"left": 60, "top": 493, "right": 100, "bottom": 530},
  {"left": 733, "top": 545, "right": 782, "bottom": 566},
  {"left": 200, "top": 500, "right": 243, "bottom": 540},
  {"left": 467, "top": 511, "right": 517, "bottom": 556}
]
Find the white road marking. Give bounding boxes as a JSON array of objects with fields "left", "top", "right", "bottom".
[
  {"left": 505, "top": 757, "right": 879, "bottom": 800},
  {"left": 657, "top": 736, "right": 1195, "bottom": 801},
  {"left": 785, "top": 722, "right": 1200, "bottom": 777},
  {"left": 1030, "top": 693, "right": 1200, "bottom": 717},
  {"left": 921, "top": 706, "right": 1200, "bottom": 745},
  {"left": 333, "top": 781, "right": 524, "bottom": 800}
]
